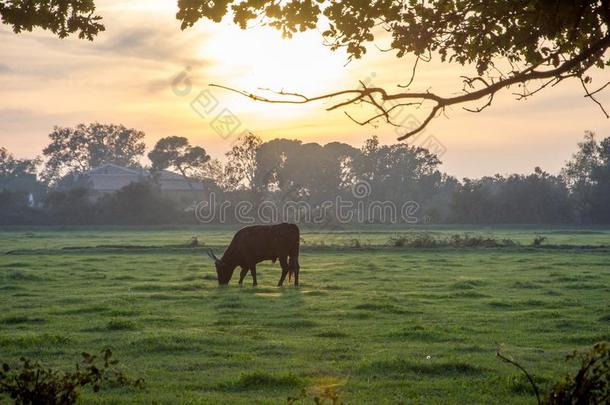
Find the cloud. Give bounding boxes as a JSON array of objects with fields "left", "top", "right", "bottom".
[
  {"left": 0, "top": 108, "right": 39, "bottom": 123},
  {"left": 0, "top": 8, "right": 206, "bottom": 69},
  {"left": 90, "top": 11, "right": 207, "bottom": 67},
  {"left": 0, "top": 63, "right": 11, "bottom": 73},
  {"left": 97, "top": 27, "right": 183, "bottom": 60},
  {"left": 0, "top": 109, "right": 63, "bottom": 135}
]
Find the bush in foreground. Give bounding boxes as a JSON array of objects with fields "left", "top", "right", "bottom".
[
  {"left": 0, "top": 348, "right": 144, "bottom": 404},
  {"left": 499, "top": 342, "right": 609, "bottom": 405}
]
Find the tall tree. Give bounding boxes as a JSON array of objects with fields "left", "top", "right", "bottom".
[
  {"left": 275, "top": 141, "right": 358, "bottom": 202},
  {"left": 0, "top": 147, "right": 39, "bottom": 180},
  {"left": 148, "top": 136, "right": 210, "bottom": 181},
  {"left": 0, "top": 147, "right": 41, "bottom": 193},
  {"left": 563, "top": 131, "right": 610, "bottom": 223},
  {"left": 253, "top": 138, "right": 303, "bottom": 193},
  {"left": 590, "top": 136, "right": 610, "bottom": 222},
  {"left": 351, "top": 136, "right": 442, "bottom": 201},
  {"left": 178, "top": 0, "right": 610, "bottom": 139},
  {"left": 562, "top": 131, "right": 602, "bottom": 189},
  {"left": 196, "top": 158, "right": 229, "bottom": 190},
  {"left": 42, "top": 123, "right": 146, "bottom": 183},
  {"left": 498, "top": 168, "right": 573, "bottom": 223},
  {"left": 450, "top": 176, "right": 502, "bottom": 223},
  {"left": 224, "top": 132, "right": 262, "bottom": 191},
  {"left": 0, "top": 0, "right": 104, "bottom": 39}
]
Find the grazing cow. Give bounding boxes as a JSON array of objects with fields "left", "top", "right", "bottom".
[{"left": 207, "top": 223, "right": 300, "bottom": 286}]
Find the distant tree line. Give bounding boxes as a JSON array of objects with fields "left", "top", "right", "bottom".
[{"left": 0, "top": 124, "right": 608, "bottom": 225}]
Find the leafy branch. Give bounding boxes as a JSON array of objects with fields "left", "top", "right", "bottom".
[
  {"left": 211, "top": 33, "right": 610, "bottom": 141},
  {"left": 0, "top": 348, "right": 145, "bottom": 405},
  {"left": 497, "top": 342, "right": 610, "bottom": 405}
]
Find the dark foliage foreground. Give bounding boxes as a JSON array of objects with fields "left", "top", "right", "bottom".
[
  {"left": 1, "top": 343, "right": 607, "bottom": 404},
  {"left": 0, "top": 348, "right": 144, "bottom": 405},
  {"left": 288, "top": 343, "right": 610, "bottom": 404},
  {"left": 498, "top": 342, "right": 609, "bottom": 405}
]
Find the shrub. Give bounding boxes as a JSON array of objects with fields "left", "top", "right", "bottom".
[
  {"left": 387, "top": 233, "right": 515, "bottom": 248},
  {"left": 345, "top": 238, "right": 370, "bottom": 249},
  {"left": 449, "top": 233, "right": 501, "bottom": 247},
  {"left": 387, "top": 233, "right": 437, "bottom": 248},
  {"left": 387, "top": 234, "right": 409, "bottom": 247},
  {"left": 547, "top": 342, "right": 609, "bottom": 404},
  {"left": 501, "top": 239, "right": 519, "bottom": 247},
  {"left": 532, "top": 235, "right": 547, "bottom": 246},
  {"left": 347, "top": 238, "right": 361, "bottom": 249},
  {"left": 498, "top": 342, "right": 609, "bottom": 405},
  {"left": 0, "top": 348, "right": 144, "bottom": 404},
  {"left": 408, "top": 233, "right": 437, "bottom": 248}
]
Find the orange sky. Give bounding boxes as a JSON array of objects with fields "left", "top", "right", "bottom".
[{"left": 0, "top": 0, "right": 608, "bottom": 179}]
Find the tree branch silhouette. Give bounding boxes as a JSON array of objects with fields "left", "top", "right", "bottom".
[
  {"left": 211, "top": 34, "right": 610, "bottom": 141},
  {"left": 179, "top": 0, "right": 610, "bottom": 141}
]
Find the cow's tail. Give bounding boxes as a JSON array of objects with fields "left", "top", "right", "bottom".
[{"left": 288, "top": 226, "right": 300, "bottom": 283}]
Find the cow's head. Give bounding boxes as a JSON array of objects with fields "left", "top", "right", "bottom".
[{"left": 207, "top": 250, "right": 234, "bottom": 285}]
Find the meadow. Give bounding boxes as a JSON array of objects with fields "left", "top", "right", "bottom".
[{"left": 0, "top": 226, "right": 609, "bottom": 404}]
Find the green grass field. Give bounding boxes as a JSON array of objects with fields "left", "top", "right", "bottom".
[{"left": 1, "top": 226, "right": 609, "bottom": 404}]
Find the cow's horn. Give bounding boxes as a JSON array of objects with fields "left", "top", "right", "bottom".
[{"left": 207, "top": 250, "right": 219, "bottom": 261}]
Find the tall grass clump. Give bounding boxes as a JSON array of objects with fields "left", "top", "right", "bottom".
[{"left": 387, "top": 233, "right": 517, "bottom": 248}]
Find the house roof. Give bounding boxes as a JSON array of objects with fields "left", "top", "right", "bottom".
[
  {"left": 79, "top": 164, "right": 204, "bottom": 192},
  {"left": 87, "top": 163, "right": 144, "bottom": 176}
]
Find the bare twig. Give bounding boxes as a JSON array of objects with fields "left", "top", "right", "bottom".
[
  {"left": 398, "top": 56, "right": 421, "bottom": 89},
  {"left": 497, "top": 350, "right": 542, "bottom": 405},
  {"left": 588, "top": 80, "right": 610, "bottom": 97},
  {"left": 580, "top": 76, "right": 610, "bottom": 118}
]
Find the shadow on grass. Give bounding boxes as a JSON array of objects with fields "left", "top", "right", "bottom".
[
  {"left": 218, "top": 370, "right": 303, "bottom": 391},
  {"left": 386, "top": 326, "right": 465, "bottom": 343},
  {"left": 0, "top": 333, "right": 72, "bottom": 349},
  {"left": 1, "top": 315, "right": 46, "bottom": 325},
  {"left": 315, "top": 330, "right": 349, "bottom": 338},
  {"left": 353, "top": 302, "right": 411, "bottom": 314},
  {"left": 450, "top": 279, "right": 487, "bottom": 289},
  {"left": 360, "top": 358, "right": 485, "bottom": 377},
  {"left": 5, "top": 271, "right": 47, "bottom": 281}
]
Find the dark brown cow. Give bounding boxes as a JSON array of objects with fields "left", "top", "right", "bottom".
[{"left": 207, "top": 223, "right": 300, "bottom": 286}]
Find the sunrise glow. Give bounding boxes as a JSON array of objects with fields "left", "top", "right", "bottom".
[{"left": 0, "top": 0, "right": 608, "bottom": 177}]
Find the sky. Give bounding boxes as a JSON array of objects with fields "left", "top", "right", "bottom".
[{"left": 0, "top": 0, "right": 609, "bottom": 179}]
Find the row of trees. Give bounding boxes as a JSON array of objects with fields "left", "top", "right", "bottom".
[{"left": 1, "top": 124, "right": 608, "bottom": 225}]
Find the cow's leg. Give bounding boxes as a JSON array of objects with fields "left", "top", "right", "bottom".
[
  {"left": 250, "top": 265, "right": 258, "bottom": 286},
  {"left": 289, "top": 255, "right": 300, "bottom": 287},
  {"left": 277, "top": 256, "right": 289, "bottom": 287},
  {"left": 238, "top": 266, "right": 249, "bottom": 285}
]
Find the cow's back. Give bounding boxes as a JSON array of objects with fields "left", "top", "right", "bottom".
[{"left": 226, "top": 223, "right": 299, "bottom": 265}]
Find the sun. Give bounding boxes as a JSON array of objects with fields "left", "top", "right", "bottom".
[
  {"left": 198, "top": 23, "right": 350, "bottom": 116},
  {"left": 186, "top": 19, "right": 384, "bottom": 136}
]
